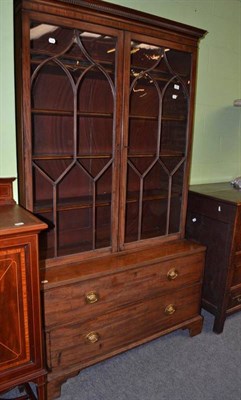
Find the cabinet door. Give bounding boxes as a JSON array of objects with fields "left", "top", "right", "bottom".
[
  {"left": 0, "top": 247, "right": 30, "bottom": 371},
  {"left": 120, "top": 33, "right": 192, "bottom": 246},
  {"left": 28, "top": 19, "right": 123, "bottom": 258}
]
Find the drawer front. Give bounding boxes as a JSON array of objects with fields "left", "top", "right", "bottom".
[
  {"left": 188, "top": 193, "right": 236, "bottom": 224},
  {"left": 228, "top": 285, "right": 241, "bottom": 310},
  {"left": 47, "top": 283, "right": 202, "bottom": 370},
  {"left": 44, "top": 252, "right": 204, "bottom": 328}
]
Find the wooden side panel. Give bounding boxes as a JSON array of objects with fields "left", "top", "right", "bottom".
[
  {"left": 0, "top": 248, "right": 30, "bottom": 370},
  {"left": 233, "top": 206, "right": 241, "bottom": 252},
  {"left": 0, "top": 178, "right": 16, "bottom": 205},
  {"left": 186, "top": 193, "right": 235, "bottom": 308},
  {"left": 0, "top": 232, "right": 46, "bottom": 397},
  {"left": 232, "top": 252, "right": 241, "bottom": 286}
]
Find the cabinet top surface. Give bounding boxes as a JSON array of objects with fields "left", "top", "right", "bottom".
[
  {"left": 189, "top": 182, "right": 241, "bottom": 205},
  {"left": 0, "top": 205, "right": 47, "bottom": 236}
]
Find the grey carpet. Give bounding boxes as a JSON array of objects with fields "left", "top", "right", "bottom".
[{"left": 2, "top": 310, "right": 241, "bottom": 400}]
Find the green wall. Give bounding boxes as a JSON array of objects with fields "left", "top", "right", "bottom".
[
  {"left": 0, "top": 0, "right": 17, "bottom": 195},
  {"left": 1, "top": 0, "right": 241, "bottom": 200}
]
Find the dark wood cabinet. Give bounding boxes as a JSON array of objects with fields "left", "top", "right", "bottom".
[
  {"left": 0, "top": 178, "right": 47, "bottom": 399},
  {"left": 14, "top": 1, "right": 206, "bottom": 398},
  {"left": 186, "top": 182, "right": 241, "bottom": 333}
]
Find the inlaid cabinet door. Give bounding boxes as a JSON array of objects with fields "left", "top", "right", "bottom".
[{"left": 0, "top": 247, "right": 30, "bottom": 371}]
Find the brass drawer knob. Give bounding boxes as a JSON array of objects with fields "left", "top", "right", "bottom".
[
  {"left": 85, "top": 291, "right": 99, "bottom": 304},
  {"left": 164, "top": 304, "right": 176, "bottom": 315},
  {"left": 167, "top": 269, "right": 178, "bottom": 280},
  {"left": 86, "top": 332, "right": 100, "bottom": 344}
]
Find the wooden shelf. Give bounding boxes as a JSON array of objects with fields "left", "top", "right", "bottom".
[
  {"left": 31, "top": 48, "right": 114, "bottom": 64},
  {"left": 32, "top": 108, "right": 113, "bottom": 118},
  {"left": 131, "top": 63, "right": 186, "bottom": 78},
  {"left": 32, "top": 154, "right": 112, "bottom": 160},
  {"left": 126, "top": 189, "right": 180, "bottom": 204},
  {"left": 32, "top": 108, "right": 73, "bottom": 116},
  {"left": 31, "top": 108, "right": 185, "bottom": 121},
  {"left": 128, "top": 151, "right": 184, "bottom": 158},
  {"left": 31, "top": 53, "right": 115, "bottom": 74},
  {"left": 34, "top": 194, "right": 112, "bottom": 213},
  {"left": 32, "top": 152, "right": 182, "bottom": 161},
  {"left": 129, "top": 114, "right": 186, "bottom": 121},
  {"left": 33, "top": 188, "right": 181, "bottom": 214}
]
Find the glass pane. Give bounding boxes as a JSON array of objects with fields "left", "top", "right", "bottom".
[
  {"left": 31, "top": 62, "right": 74, "bottom": 111},
  {"left": 78, "top": 117, "right": 113, "bottom": 156},
  {"left": 142, "top": 163, "right": 169, "bottom": 238},
  {"left": 129, "top": 74, "right": 159, "bottom": 117},
  {"left": 125, "top": 202, "right": 139, "bottom": 243},
  {"left": 33, "top": 166, "right": 53, "bottom": 208},
  {"left": 162, "top": 78, "right": 189, "bottom": 118},
  {"left": 30, "top": 22, "right": 117, "bottom": 257},
  {"left": 96, "top": 205, "right": 111, "bottom": 249},
  {"left": 78, "top": 68, "right": 114, "bottom": 113},
  {"left": 79, "top": 32, "right": 116, "bottom": 65},
  {"left": 128, "top": 120, "right": 157, "bottom": 155},
  {"left": 32, "top": 115, "right": 74, "bottom": 156},
  {"left": 142, "top": 199, "right": 167, "bottom": 239},
  {"left": 30, "top": 23, "right": 73, "bottom": 54},
  {"left": 161, "top": 120, "right": 187, "bottom": 155},
  {"left": 125, "top": 39, "right": 191, "bottom": 243},
  {"left": 58, "top": 209, "right": 93, "bottom": 255},
  {"left": 38, "top": 212, "right": 55, "bottom": 259},
  {"left": 169, "top": 163, "right": 185, "bottom": 234}
]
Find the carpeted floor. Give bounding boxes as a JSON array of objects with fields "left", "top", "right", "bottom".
[{"left": 2, "top": 310, "right": 241, "bottom": 400}]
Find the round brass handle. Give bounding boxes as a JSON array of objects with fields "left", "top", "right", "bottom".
[
  {"left": 167, "top": 269, "right": 178, "bottom": 281},
  {"left": 164, "top": 304, "right": 176, "bottom": 315},
  {"left": 86, "top": 332, "right": 100, "bottom": 344},
  {"left": 85, "top": 291, "right": 99, "bottom": 304}
]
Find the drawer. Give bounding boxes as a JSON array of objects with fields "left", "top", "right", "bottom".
[
  {"left": 188, "top": 193, "right": 236, "bottom": 224},
  {"left": 43, "top": 252, "right": 204, "bottom": 328},
  {"left": 232, "top": 252, "right": 241, "bottom": 286},
  {"left": 47, "top": 283, "right": 202, "bottom": 370},
  {"left": 228, "top": 285, "right": 241, "bottom": 310}
]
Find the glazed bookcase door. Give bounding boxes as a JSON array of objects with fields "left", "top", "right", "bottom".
[
  {"left": 29, "top": 19, "right": 122, "bottom": 259},
  {"left": 120, "top": 33, "right": 192, "bottom": 247}
]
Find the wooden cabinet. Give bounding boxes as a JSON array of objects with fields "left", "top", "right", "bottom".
[
  {"left": 14, "top": 1, "right": 206, "bottom": 398},
  {"left": 0, "top": 178, "right": 47, "bottom": 399},
  {"left": 186, "top": 182, "right": 241, "bottom": 333}
]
